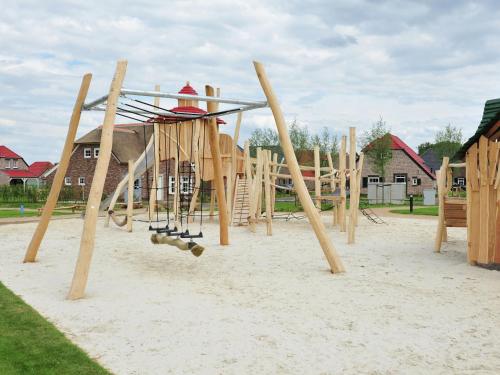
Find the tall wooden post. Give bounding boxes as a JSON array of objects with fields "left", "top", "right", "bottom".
[
  {"left": 314, "top": 145, "right": 321, "bottom": 209},
  {"left": 205, "top": 85, "right": 229, "bottom": 245},
  {"left": 126, "top": 160, "right": 134, "bottom": 232},
  {"left": 355, "top": 152, "right": 364, "bottom": 226},
  {"left": 68, "top": 60, "right": 127, "bottom": 300},
  {"left": 24, "top": 73, "right": 92, "bottom": 263},
  {"left": 149, "top": 85, "right": 161, "bottom": 217},
  {"left": 263, "top": 150, "right": 272, "bottom": 235},
  {"left": 348, "top": 127, "right": 357, "bottom": 244},
  {"left": 254, "top": 61, "right": 345, "bottom": 273},
  {"left": 434, "top": 157, "right": 448, "bottom": 252},
  {"left": 271, "top": 152, "right": 278, "bottom": 215},
  {"left": 339, "top": 136, "right": 347, "bottom": 232}
]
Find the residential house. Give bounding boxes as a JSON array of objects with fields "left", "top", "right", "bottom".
[
  {"left": 361, "top": 134, "right": 436, "bottom": 195},
  {"left": 0, "top": 145, "right": 53, "bottom": 186}
]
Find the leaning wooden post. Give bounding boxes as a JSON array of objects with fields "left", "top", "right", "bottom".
[
  {"left": 339, "top": 136, "right": 347, "bottom": 232},
  {"left": 434, "top": 157, "right": 448, "bottom": 252},
  {"left": 254, "top": 61, "right": 344, "bottom": 273},
  {"left": 348, "top": 127, "right": 357, "bottom": 244},
  {"left": 205, "top": 85, "right": 229, "bottom": 245},
  {"left": 24, "top": 73, "right": 92, "bottom": 263},
  {"left": 148, "top": 85, "right": 161, "bottom": 216},
  {"left": 68, "top": 60, "right": 127, "bottom": 300},
  {"left": 314, "top": 145, "right": 321, "bottom": 209},
  {"left": 126, "top": 160, "right": 134, "bottom": 232}
]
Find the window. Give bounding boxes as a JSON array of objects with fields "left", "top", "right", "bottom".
[
  {"left": 84, "top": 148, "right": 92, "bottom": 158},
  {"left": 168, "top": 176, "right": 176, "bottom": 194},
  {"left": 368, "top": 176, "right": 380, "bottom": 184},
  {"left": 78, "top": 177, "right": 85, "bottom": 186},
  {"left": 394, "top": 174, "right": 406, "bottom": 183},
  {"left": 64, "top": 177, "right": 71, "bottom": 186},
  {"left": 12, "top": 159, "right": 18, "bottom": 169},
  {"left": 5, "top": 159, "right": 11, "bottom": 169},
  {"left": 180, "top": 176, "right": 194, "bottom": 195},
  {"left": 134, "top": 179, "right": 140, "bottom": 189},
  {"left": 456, "top": 177, "right": 465, "bottom": 186},
  {"left": 412, "top": 177, "right": 418, "bottom": 186},
  {"left": 362, "top": 177, "right": 368, "bottom": 188},
  {"left": 94, "top": 148, "right": 100, "bottom": 158}
]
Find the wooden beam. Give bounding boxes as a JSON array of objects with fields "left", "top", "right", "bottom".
[
  {"left": 254, "top": 61, "right": 344, "bottom": 273},
  {"left": 126, "top": 160, "right": 134, "bottom": 232},
  {"left": 205, "top": 85, "right": 229, "bottom": 245},
  {"left": 478, "top": 136, "right": 489, "bottom": 263},
  {"left": 339, "top": 136, "right": 347, "bottom": 232},
  {"left": 24, "top": 73, "right": 92, "bottom": 263},
  {"left": 434, "top": 157, "right": 448, "bottom": 252},
  {"left": 68, "top": 60, "right": 127, "bottom": 300},
  {"left": 348, "top": 127, "right": 356, "bottom": 244}
]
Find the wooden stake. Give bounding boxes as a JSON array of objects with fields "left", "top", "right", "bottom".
[
  {"left": 348, "top": 127, "right": 356, "bottom": 244},
  {"left": 339, "top": 136, "right": 347, "bottom": 232},
  {"left": 67, "top": 60, "right": 127, "bottom": 300},
  {"left": 434, "top": 157, "right": 448, "bottom": 252},
  {"left": 264, "top": 151, "right": 272, "bottom": 235},
  {"left": 271, "top": 152, "right": 278, "bottom": 216},
  {"left": 478, "top": 136, "right": 489, "bottom": 263},
  {"left": 254, "top": 61, "right": 345, "bottom": 273},
  {"left": 355, "top": 152, "right": 364, "bottom": 226},
  {"left": 126, "top": 160, "right": 134, "bottom": 232},
  {"left": 314, "top": 145, "right": 321, "bottom": 209},
  {"left": 149, "top": 85, "right": 161, "bottom": 216},
  {"left": 24, "top": 73, "right": 92, "bottom": 263},
  {"left": 205, "top": 85, "right": 229, "bottom": 245}
]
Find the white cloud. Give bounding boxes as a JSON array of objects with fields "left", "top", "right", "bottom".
[{"left": 0, "top": 0, "right": 499, "bottom": 163}]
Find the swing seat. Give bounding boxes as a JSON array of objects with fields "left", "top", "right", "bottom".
[
  {"left": 108, "top": 210, "right": 128, "bottom": 227},
  {"left": 150, "top": 234, "right": 205, "bottom": 257}
]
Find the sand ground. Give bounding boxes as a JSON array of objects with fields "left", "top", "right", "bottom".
[{"left": 1, "top": 214, "right": 500, "bottom": 374}]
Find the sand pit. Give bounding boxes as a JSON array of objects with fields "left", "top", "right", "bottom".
[{"left": 1, "top": 214, "right": 500, "bottom": 374}]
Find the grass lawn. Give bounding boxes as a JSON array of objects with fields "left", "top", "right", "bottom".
[
  {"left": 389, "top": 206, "right": 438, "bottom": 216},
  {"left": 0, "top": 282, "right": 110, "bottom": 375},
  {"left": 0, "top": 210, "right": 73, "bottom": 219}
]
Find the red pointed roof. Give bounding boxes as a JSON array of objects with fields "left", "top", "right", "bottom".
[
  {"left": 1, "top": 170, "right": 35, "bottom": 178},
  {"left": 178, "top": 82, "right": 198, "bottom": 95},
  {"left": 389, "top": 134, "right": 435, "bottom": 179},
  {"left": 0, "top": 146, "right": 22, "bottom": 159},
  {"left": 29, "top": 161, "right": 54, "bottom": 177}
]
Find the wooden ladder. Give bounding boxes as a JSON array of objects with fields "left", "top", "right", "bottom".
[{"left": 231, "top": 175, "right": 250, "bottom": 226}]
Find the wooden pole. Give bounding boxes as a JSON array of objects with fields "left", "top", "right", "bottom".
[
  {"left": 355, "top": 152, "right": 364, "bottom": 226},
  {"left": 24, "top": 73, "right": 92, "bottom": 263},
  {"left": 148, "top": 85, "right": 161, "bottom": 216},
  {"left": 264, "top": 150, "right": 272, "bottom": 235},
  {"left": 348, "top": 127, "right": 357, "bottom": 244},
  {"left": 339, "top": 136, "right": 347, "bottom": 232},
  {"left": 314, "top": 145, "right": 321, "bottom": 209},
  {"left": 67, "top": 60, "right": 127, "bottom": 300},
  {"left": 254, "top": 61, "right": 344, "bottom": 273},
  {"left": 205, "top": 85, "right": 229, "bottom": 245},
  {"left": 467, "top": 144, "right": 480, "bottom": 263},
  {"left": 434, "top": 157, "right": 448, "bottom": 252},
  {"left": 126, "top": 160, "right": 134, "bottom": 232},
  {"left": 271, "top": 152, "right": 278, "bottom": 215},
  {"left": 209, "top": 188, "right": 215, "bottom": 222},
  {"left": 478, "top": 136, "right": 490, "bottom": 264}
]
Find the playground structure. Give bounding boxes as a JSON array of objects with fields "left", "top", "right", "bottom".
[
  {"left": 22, "top": 60, "right": 347, "bottom": 300},
  {"left": 236, "top": 127, "right": 364, "bottom": 244},
  {"left": 434, "top": 136, "right": 500, "bottom": 267}
]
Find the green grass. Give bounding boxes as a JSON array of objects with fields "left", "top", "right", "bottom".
[
  {"left": 0, "top": 210, "right": 74, "bottom": 219},
  {"left": 0, "top": 282, "right": 110, "bottom": 375},
  {"left": 389, "top": 206, "right": 438, "bottom": 216}
]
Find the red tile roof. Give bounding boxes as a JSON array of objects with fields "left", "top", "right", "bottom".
[
  {"left": 178, "top": 82, "right": 198, "bottom": 95},
  {"left": 388, "top": 134, "right": 435, "bottom": 179},
  {"left": 0, "top": 145, "right": 22, "bottom": 159},
  {"left": 1, "top": 169, "right": 35, "bottom": 178},
  {"left": 29, "top": 161, "right": 54, "bottom": 177}
]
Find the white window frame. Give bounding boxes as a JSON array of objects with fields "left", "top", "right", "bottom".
[
  {"left": 5, "top": 159, "right": 11, "bottom": 169},
  {"left": 180, "top": 176, "right": 194, "bottom": 195},
  {"left": 412, "top": 177, "right": 418, "bottom": 186},
  {"left": 168, "top": 176, "right": 176, "bottom": 194},
  {"left": 12, "top": 159, "right": 18, "bottom": 169},
  {"left": 84, "top": 148, "right": 92, "bottom": 159},
  {"left": 93, "top": 147, "right": 100, "bottom": 158},
  {"left": 395, "top": 174, "right": 406, "bottom": 183},
  {"left": 64, "top": 177, "right": 72, "bottom": 186},
  {"left": 456, "top": 177, "right": 465, "bottom": 186},
  {"left": 368, "top": 176, "right": 380, "bottom": 184},
  {"left": 78, "top": 177, "right": 85, "bottom": 186}
]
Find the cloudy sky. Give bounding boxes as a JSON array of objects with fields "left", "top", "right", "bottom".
[{"left": 1, "top": 0, "right": 499, "bottom": 163}]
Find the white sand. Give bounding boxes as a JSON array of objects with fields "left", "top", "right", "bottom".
[{"left": 1, "top": 214, "right": 500, "bottom": 374}]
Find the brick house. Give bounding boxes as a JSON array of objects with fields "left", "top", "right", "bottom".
[
  {"left": 361, "top": 134, "right": 436, "bottom": 195},
  {"left": 0, "top": 145, "right": 53, "bottom": 187}
]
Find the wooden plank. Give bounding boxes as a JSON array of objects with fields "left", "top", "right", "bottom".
[
  {"left": 254, "top": 61, "right": 345, "bottom": 273},
  {"left": 478, "top": 136, "right": 490, "bottom": 264},
  {"left": 126, "top": 160, "right": 134, "bottom": 232},
  {"left": 68, "top": 60, "right": 127, "bottom": 300},
  {"left": 434, "top": 157, "right": 448, "bottom": 252},
  {"left": 24, "top": 73, "right": 92, "bottom": 263},
  {"left": 314, "top": 145, "right": 321, "bottom": 209}
]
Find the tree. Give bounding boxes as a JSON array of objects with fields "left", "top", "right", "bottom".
[
  {"left": 417, "top": 142, "right": 433, "bottom": 155},
  {"left": 433, "top": 124, "right": 463, "bottom": 160},
  {"left": 360, "top": 116, "right": 392, "bottom": 179},
  {"left": 249, "top": 127, "right": 279, "bottom": 146},
  {"left": 289, "top": 120, "right": 310, "bottom": 151}
]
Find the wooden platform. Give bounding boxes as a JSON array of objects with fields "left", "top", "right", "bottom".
[{"left": 444, "top": 198, "right": 467, "bottom": 228}]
